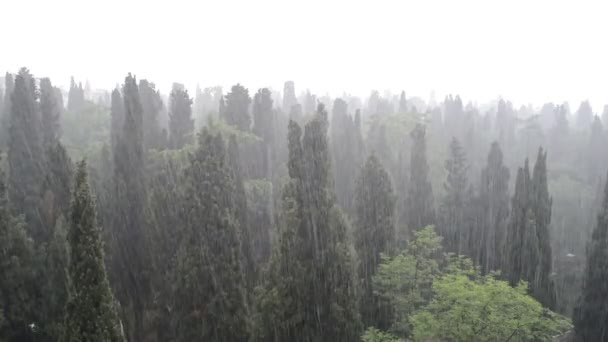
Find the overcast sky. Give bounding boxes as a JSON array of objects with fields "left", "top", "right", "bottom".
[{"left": 2, "top": 0, "right": 608, "bottom": 109}]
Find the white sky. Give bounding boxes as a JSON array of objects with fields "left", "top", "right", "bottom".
[{"left": 2, "top": 0, "right": 608, "bottom": 109}]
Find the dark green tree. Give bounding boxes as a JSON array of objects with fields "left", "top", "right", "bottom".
[
  {"left": 0, "top": 158, "right": 36, "bottom": 341},
  {"left": 110, "top": 88, "right": 124, "bottom": 153},
  {"left": 354, "top": 154, "right": 396, "bottom": 330},
  {"left": 8, "top": 68, "right": 45, "bottom": 241},
  {"left": 139, "top": 79, "right": 165, "bottom": 150},
  {"left": 529, "top": 148, "right": 556, "bottom": 309},
  {"left": 252, "top": 88, "right": 275, "bottom": 178},
  {"left": 575, "top": 169, "right": 608, "bottom": 340},
  {"left": 256, "top": 105, "right": 360, "bottom": 342},
  {"left": 405, "top": 124, "right": 435, "bottom": 232},
  {"left": 227, "top": 135, "right": 255, "bottom": 298},
  {"left": 223, "top": 84, "right": 251, "bottom": 131},
  {"left": 111, "top": 74, "right": 149, "bottom": 341},
  {"left": 587, "top": 115, "right": 604, "bottom": 184},
  {"left": 475, "top": 142, "right": 510, "bottom": 274},
  {"left": 39, "top": 78, "right": 63, "bottom": 149},
  {"left": 173, "top": 130, "right": 249, "bottom": 342},
  {"left": 0, "top": 73, "right": 14, "bottom": 148},
  {"left": 398, "top": 91, "right": 407, "bottom": 113},
  {"left": 169, "top": 83, "right": 194, "bottom": 149},
  {"left": 282, "top": 81, "right": 297, "bottom": 113},
  {"left": 331, "top": 98, "right": 365, "bottom": 215},
  {"left": 62, "top": 161, "right": 123, "bottom": 342},
  {"left": 439, "top": 138, "right": 470, "bottom": 255},
  {"left": 576, "top": 100, "right": 593, "bottom": 130}
]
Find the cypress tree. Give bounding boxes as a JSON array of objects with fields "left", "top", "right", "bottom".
[
  {"left": 111, "top": 74, "right": 149, "bottom": 341},
  {"left": 439, "top": 138, "right": 470, "bottom": 255},
  {"left": 331, "top": 98, "right": 364, "bottom": 215},
  {"left": 529, "top": 148, "right": 556, "bottom": 309},
  {"left": 173, "top": 130, "right": 249, "bottom": 342},
  {"left": 405, "top": 124, "right": 435, "bottom": 232},
  {"left": 227, "top": 135, "right": 255, "bottom": 297},
  {"left": 110, "top": 88, "right": 124, "bottom": 153},
  {"left": 39, "top": 78, "right": 62, "bottom": 149},
  {"left": 223, "top": 84, "right": 251, "bottom": 131},
  {"left": 475, "top": 142, "right": 510, "bottom": 274},
  {"left": 257, "top": 105, "right": 360, "bottom": 342},
  {"left": 0, "top": 73, "right": 14, "bottom": 148},
  {"left": 67, "top": 77, "right": 85, "bottom": 113},
  {"left": 354, "top": 154, "right": 396, "bottom": 330},
  {"left": 398, "top": 91, "right": 407, "bottom": 113},
  {"left": 8, "top": 68, "right": 45, "bottom": 241},
  {"left": 0, "top": 157, "right": 36, "bottom": 341},
  {"left": 62, "top": 160, "right": 123, "bottom": 342},
  {"left": 139, "top": 79, "right": 165, "bottom": 150},
  {"left": 282, "top": 81, "right": 297, "bottom": 113},
  {"left": 168, "top": 83, "right": 194, "bottom": 149},
  {"left": 252, "top": 88, "right": 275, "bottom": 178},
  {"left": 575, "top": 169, "right": 608, "bottom": 340}
]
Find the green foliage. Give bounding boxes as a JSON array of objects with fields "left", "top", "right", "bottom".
[
  {"left": 411, "top": 274, "right": 571, "bottom": 341},
  {"left": 223, "top": 84, "right": 251, "bottom": 131},
  {"left": 169, "top": 83, "right": 194, "bottom": 149},
  {"left": 62, "top": 161, "right": 123, "bottom": 342},
  {"left": 373, "top": 226, "right": 442, "bottom": 337},
  {"left": 361, "top": 328, "right": 404, "bottom": 342}
]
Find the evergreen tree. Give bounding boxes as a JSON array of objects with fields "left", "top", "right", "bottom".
[
  {"left": 529, "top": 148, "right": 556, "bottom": 309},
  {"left": 111, "top": 74, "right": 149, "bottom": 341},
  {"left": 331, "top": 98, "right": 365, "bottom": 215},
  {"left": 39, "top": 78, "right": 62, "bottom": 149},
  {"left": 439, "top": 138, "right": 470, "bottom": 255},
  {"left": 110, "top": 88, "right": 124, "bottom": 154},
  {"left": 223, "top": 84, "right": 251, "bottom": 131},
  {"left": 354, "top": 154, "right": 396, "bottom": 330},
  {"left": 575, "top": 169, "right": 608, "bottom": 340},
  {"left": 257, "top": 105, "right": 360, "bottom": 342},
  {"left": 405, "top": 124, "right": 435, "bottom": 232},
  {"left": 282, "top": 80, "right": 297, "bottom": 113},
  {"left": 168, "top": 83, "right": 194, "bottom": 149},
  {"left": 227, "top": 135, "right": 255, "bottom": 298},
  {"left": 173, "top": 130, "right": 249, "bottom": 342},
  {"left": 0, "top": 157, "right": 36, "bottom": 341},
  {"left": 587, "top": 115, "right": 604, "bottom": 184},
  {"left": 0, "top": 73, "right": 14, "bottom": 148},
  {"left": 576, "top": 100, "right": 593, "bottom": 130},
  {"left": 139, "top": 79, "right": 164, "bottom": 150},
  {"left": 62, "top": 161, "right": 123, "bottom": 342},
  {"left": 252, "top": 88, "right": 275, "bottom": 178},
  {"left": 506, "top": 161, "right": 532, "bottom": 287},
  {"left": 398, "top": 91, "right": 407, "bottom": 113},
  {"left": 67, "top": 77, "right": 85, "bottom": 113},
  {"left": 8, "top": 68, "right": 45, "bottom": 241},
  {"left": 475, "top": 142, "right": 510, "bottom": 274},
  {"left": 41, "top": 142, "right": 74, "bottom": 235}
]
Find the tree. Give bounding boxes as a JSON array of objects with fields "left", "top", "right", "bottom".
[
  {"left": 173, "top": 130, "right": 249, "bottom": 342},
  {"left": 331, "top": 98, "right": 365, "bottom": 214},
  {"left": 410, "top": 273, "right": 570, "bottom": 341},
  {"left": 256, "top": 105, "right": 360, "bottom": 341},
  {"left": 373, "top": 226, "right": 443, "bottom": 338},
  {"left": 575, "top": 169, "right": 608, "bottom": 340},
  {"left": 168, "top": 83, "right": 194, "bottom": 149},
  {"left": 405, "top": 124, "right": 435, "bottom": 232},
  {"left": 39, "top": 78, "right": 62, "bottom": 149},
  {"left": 111, "top": 74, "right": 149, "bottom": 341},
  {"left": 474, "top": 142, "right": 510, "bottom": 275},
  {"left": 0, "top": 157, "right": 36, "bottom": 341},
  {"left": 529, "top": 148, "right": 556, "bottom": 309},
  {"left": 576, "top": 100, "right": 593, "bottom": 130},
  {"left": 139, "top": 79, "right": 165, "bottom": 150},
  {"left": 227, "top": 135, "right": 255, "bottom": 298},
  {"left": 110, "top": 88, "right": 124, "bottom": 153},
  {"left": 398, "top": 91, "right": 407, "bottom": 113},
  {"left": 8, "top": 68, "right": 45, "bottom": 241},
  {"left": 587, "top": 115, "right": 604, "bottom": 184},
  {"left": 355, "top": 154, "right": 396, "bottom": 329},
  {"left": 252, "top": 88, "right": 275, "bottom": 178},
  {"left": 0, "top": 73, "right": 14, "bottom": 148},
  {"left": 67, "top": 77, "right": 85, "bottom": 113},
  {"left": 439, "top": 138, "right": 470, "bottom": 255},
  {"left": 62, "top": 161, "right": 123, "bottom": 342},
  {"left": 282, "top": 80, "right": 297, "bottom": 113},
  {"left": 223, "top": 84, "right": 251, "bottom": 131}
]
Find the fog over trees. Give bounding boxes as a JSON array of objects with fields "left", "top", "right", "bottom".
[{"left": 3, "top": 65, "right": 608, "bottom": 341}]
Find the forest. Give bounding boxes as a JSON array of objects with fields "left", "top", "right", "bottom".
[{"left": 0, "top": 68, "right": 607, "bottom": 342}]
